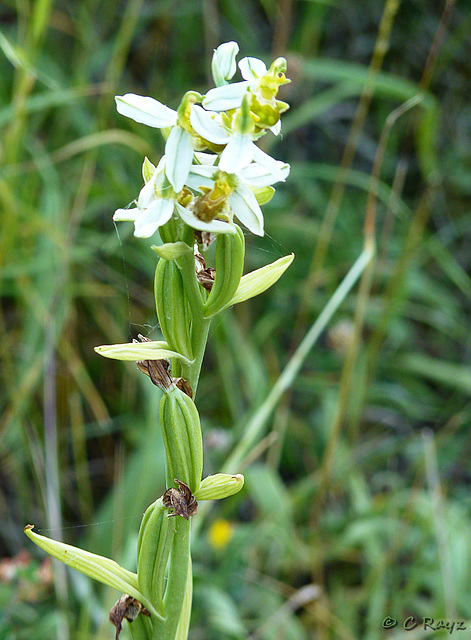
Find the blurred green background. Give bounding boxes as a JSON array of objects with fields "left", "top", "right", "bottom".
[{"left": 1, "top": 0, "right": 471, "bottom": 638}]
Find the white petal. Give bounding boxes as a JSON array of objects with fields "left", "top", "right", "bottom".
[
  {"left": 188, "top": 165, "right": 217, "bottom": 178},
  {"left": 230, "top": 187, "right": 264, "bottom": 236},
  {"left": 252, "top": 146, "right": 288, "bottom": 182},
  {"left": 115, "top": 94, "right": 177, "bottom": 128},
  {"left": 190, "top": 105, "right": 229, "bottom": 144},
  {"left": 175, "top": 203, "right": 236, "bottom": 234},
  {"left": 186, "top": 165, "right": 216, "bottom": 191},
  {"left": 194, "top": 152, "right": 218, "bottom": 165},
  {"left": 202, "top": 82, "right": 249, "bottom": 111},
  {"left": 238, "top": 160, "right": 290, "bottom": 187},
  {"left": 137, "top": 175, "right": 157, "bottom": 208},
  {"left": 113, "top": 206, "right": 139, "bottom": 222},
  {"left": 238, "top": 57, "right": 267, "bottom": 81},
  {"left": 219, "top": 135, "right": 254, "bottom": 174},
  {"left": 165, "top": 126, "right": 194, "bottom": 191},
  {"left": 134, "top": 200, "right": 174, "bottom": 237},
  {"left": 270, "top": 121, "right": 281, "bottom": 136}
]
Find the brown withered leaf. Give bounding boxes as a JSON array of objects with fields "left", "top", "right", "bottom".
[
  {"left": 109, "top": 594, "right": 150, "bottom": 639},
  {"left": 163, "top": 479, "right": 198, "bottom": 520}
]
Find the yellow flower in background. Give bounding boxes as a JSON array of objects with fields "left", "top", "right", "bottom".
[{"left": 208, "top": 519, "right": 234, "bottom": 551}]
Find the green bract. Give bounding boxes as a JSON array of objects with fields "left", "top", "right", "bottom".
[
  {"left": 137, "top": 499, "right": 173, "bottom": 613},
  {"left": 24, "top": 526, "right": 160, "bottom": 619},
  {"left": 152, "top": 241, "right": 192, "bottom": 260},
  {"left": 222, "top": 253, "right": 295, "bottom": 310},
  {"left": 94, "top": 341, "right": 193, "bottom": 365},
  {"left": 160, "top": 387, "right": 203, "bottom": 493},
  {"left": 203, "top": 225, "right": 245, "bottom": 318}
]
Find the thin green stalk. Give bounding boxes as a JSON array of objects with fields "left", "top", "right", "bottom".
[{"left": 152, "top": 222, "right": 208, "bottom": 637}]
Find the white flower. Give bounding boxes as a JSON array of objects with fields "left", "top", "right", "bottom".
[
  {"left": 113, "top": 157, "right": 236, "bottom": 238},
  {"left": 202, "top": 56, "right": 267, "bottom": 112},
  {"left": 186, "top": 160, "right": 290, "bottom": 236},
  {"left": 190, "top": 105, "right": 285, "bottom": 178},
  {"left": 202, "top": 56, "right": 288, "bottom": 135},
  {"left": 115, "top": 93, "right": 195, "bottom": 192},
  {"left": 113, "top": 157, "right": 174, "bottom": 237}
]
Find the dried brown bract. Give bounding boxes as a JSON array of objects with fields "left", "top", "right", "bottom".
[
  {"left": 134, "top": 335, "right": 193, "bottom": 398},
  {"left": 194, "top": 246, "right": 216, "bottom": 291},
  {"left": 175, "top": 377, "right": 194, "bottom": 398},
  {"left": 194, "top": 230, "right": 216, "bottom": 251},
  {"left": 163, "top": 479, "right": 198, "bottom": 520},
  {"left": 196, "top": 267, "right": 216, "bottom": 291},
  {"left": 109, "top": 594, "right": 150, "bottom": 639}
]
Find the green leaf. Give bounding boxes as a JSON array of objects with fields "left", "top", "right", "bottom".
[
  {"left": 24, "top": 525, "right": 159, "bottom": 618},
  {"left": 94, "top": 341, "right": 194, "bottom": 365},
  {"left": 222, "top": 253, "right": 294, "bottom": 310}
]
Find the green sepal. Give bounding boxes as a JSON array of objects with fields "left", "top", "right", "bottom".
[
  {"left": 203, "top": 224, "right": 245, "bottom": 318},
  {"left": 142, "top": 157, "right": 156, "bottom": 183},
  {"left": 94, "top": 341, "right": 193, "bottom": 365},
  {"left": 221, "top": 253, "right": 294, "bottom": 311},
  {"left": 159, "top": 387, "right": 203, "bottom": 493},
  {"left": 252, "top": 185, "right": 275, "bottom": 206},
  {"left": 24, "top": 525, "right": 159, "bottom": 618},
  {"left": 137, "top": 499, "right": 173, "bottom": 613}
]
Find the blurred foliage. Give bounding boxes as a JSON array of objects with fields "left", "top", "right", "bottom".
[{"left": 1, "top": 0, "right": 471, "bottom": 638}]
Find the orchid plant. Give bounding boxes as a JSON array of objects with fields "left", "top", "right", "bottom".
[{"left": 25, "top": 42, "right": 293, "bottom": 640}]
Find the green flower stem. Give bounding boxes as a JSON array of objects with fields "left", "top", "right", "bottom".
[
  {"left": 151, "top": 221, "right": 209, "bottom": 639},
  {"left": 151, "top": 221, "right": 246, "bottom": 638}
]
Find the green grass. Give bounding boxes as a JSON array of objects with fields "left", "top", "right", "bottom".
[{"left": 1, "top": 1, "right": 471, "bottom": 638}]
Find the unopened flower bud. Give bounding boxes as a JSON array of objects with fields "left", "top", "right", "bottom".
[
  {"left": 194, "top": 473, "right": 244, "bottom": 501},
  {"left": 142, "top": 157, "right": 156, "bottom": 183},
  {"left": 212, "top": 41, "right": 239, "bottom": 86},
  {"left": 151, "top": 241, "right": 192, "bottom": 260}
]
